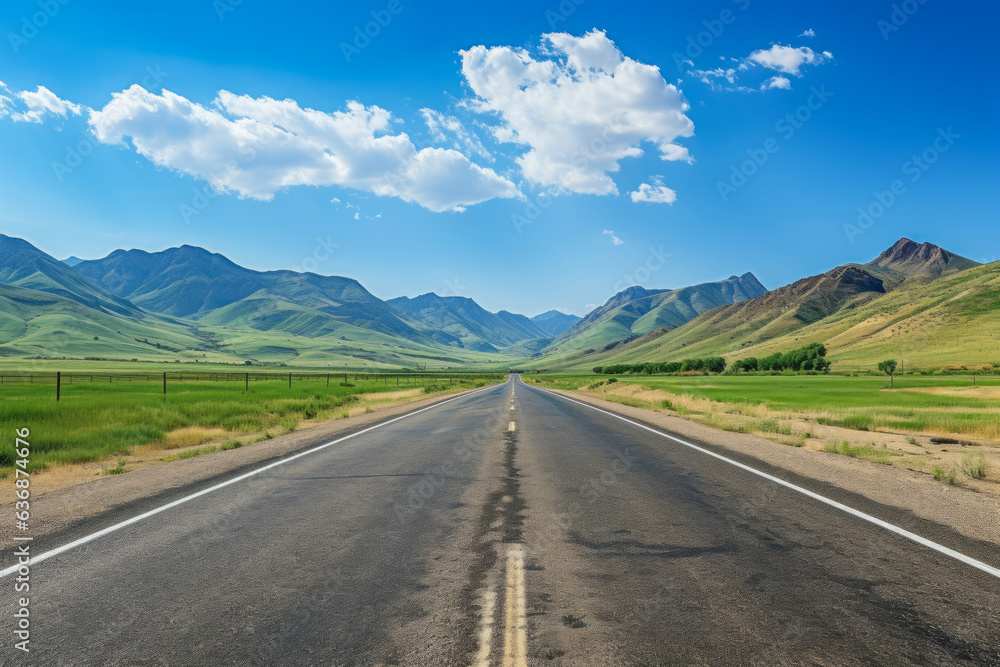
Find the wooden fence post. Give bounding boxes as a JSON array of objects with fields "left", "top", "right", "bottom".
[
  {"left": 56, "top": 372, "right": 61, "bottom": 402},
  {"left": 163, "top": 372, "right": 167, "bottom": 395}
]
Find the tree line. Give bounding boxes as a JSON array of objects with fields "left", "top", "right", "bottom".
[
  {"left": 731, "top": 342, "right": 830, "bottom": 372},
  {"left": 592, "top": 343, "right": 832, "bottom": 376},
  {"left": 594, "top": 357, "right": 727, "bottom": 375}
]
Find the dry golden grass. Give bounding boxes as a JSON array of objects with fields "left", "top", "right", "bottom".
[
  {"left": 580, "top": 381, "right": 1000, "bottom": 496},
  {"left": 899, "top": 386, "right": 1000, "bottom": 399},
  {"left": 163, "top": 426, "right": 230, "bottom": 449}
]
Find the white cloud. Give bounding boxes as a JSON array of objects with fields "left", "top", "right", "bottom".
[
  {"left": 603, "top": 229, "right": 624, "bottom": 245},
  {"left": 691, "top": 67, "right": 738, "bottom": 85},
  {"left": 87, "top": 85, "right": 518, "bottom": 212},
  {"left": 689, "top": 43, "right": 832, "bottom": 92},
  {"left": 0, "top": 84, "right": 84, "bottom": 123},
  {"left": 420, "top": 108, "right": 492, "bottom": 162},
  {"left": 763, "top": 75, "right": 792, "bottom": 90},
  {"left": 0, "top": 83, "right": 12, "bottom": 119},
  {"left": 460, "top": 29, "right": 694, "bottom": 196},
  {"left": 630, "top": 180, "right": 677, "bottom": 204},
  {"left": 799, "top": 28, "right": 816, "bottom": 37},
  {"left": 748, "top": 44, "right": 831, "bottom": 76}
]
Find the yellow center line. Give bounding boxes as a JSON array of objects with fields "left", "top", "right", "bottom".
[
  {"left": 508, "top": 421, "right": 516, "bottom": 432},
  {"left": 510, "top": 405, "right": 515, "bottom": 411},
  {"left": 502, "top": 545, "right": 528, "bottom": 667}
]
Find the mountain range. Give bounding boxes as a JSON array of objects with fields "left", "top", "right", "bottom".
[
  {"left": 548, "top": 238, "right": 993, "bottom": 371},
  {"left": 0, "top": 233, "right": 992, "bottom": 369}
]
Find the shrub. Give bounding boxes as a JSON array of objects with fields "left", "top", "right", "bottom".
[{"left": 960, "top": 453, "right": 987, "bottom": 480}]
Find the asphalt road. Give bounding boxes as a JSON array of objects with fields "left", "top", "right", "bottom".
[{"left": 3, "top": 375, "right": 999, "bottom": 665}]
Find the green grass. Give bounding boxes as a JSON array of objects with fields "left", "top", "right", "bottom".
[
  {"left": 161, "top": 446, "right": 218, "bottom": 462},
  {"left": 525, "top": 373, "right": 1000, "bottom": 441},
  {"left": 602, "top": 395, "right": 652, "bottom": 409},
  {"left": 824, "top": 441, "right": 902, "bottom": 465},
  {"left": 960, "top": 453, "right": 988, "bottom": 480},
  {"left": 932, "top": 466, "right": 958, "bottom": 485},
  {"left": 0, "top": 373, "right": 504, "bottom": 474}
]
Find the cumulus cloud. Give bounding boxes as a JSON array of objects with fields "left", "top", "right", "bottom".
[
  {"left": 630, "top": 180, "right": 677, "bottom": 204},
  {"left": 87, "top": 85, "right": 518, "bottom": 212},
  {"left": 0, "top": 83, "right": 84, "bottom": 123},
  {"left": 460, "top": 29, "right": 694, "bottom": 196},
  {"left": 748, "top": 45, "right": 831, "bottom": 76},
  {"left": 420, "top": 108, "right": 492, "bottom": 162},
  {"left": 763, "top": 75, "right": 792, "bottom": 90},
  {"left": 602, "top": 229, "right": 624, "bottom": 245},
  {"left": 799, "top": 29, "right": 816, "bottom": 37}
]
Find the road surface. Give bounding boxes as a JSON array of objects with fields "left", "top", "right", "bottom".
[{"left": 3, "top": 375, "right": 998, "bottom": 665}]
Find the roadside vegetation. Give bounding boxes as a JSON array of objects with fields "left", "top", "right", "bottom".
[
  {"left": 524, "top": 372, "right": 999, "bottom": 490},
  {"left": 0, "top": 372, "right": 502, "bottom": 475}
]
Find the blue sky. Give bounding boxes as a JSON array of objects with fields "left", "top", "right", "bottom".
[{"left": 1, "top": 0, "right": 996, "bottom": 316}]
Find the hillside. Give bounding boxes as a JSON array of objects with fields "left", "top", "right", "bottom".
[
  {"left": 529, "top": 310, "right": 581, "bottom": 337},
  {"left": 73, "top": 245, "right": 431, "bottom": 342},
  {"left": 539, "top": 273, "right": 767, "bottom": 362},
  {"left": 387, "top": 293, "right": 546, "bottom": 351},
  {"left": 548, "top": 239, "right": 991, "bottom": 370},
  {"left": 0, "top": 283, "right": 208, "bottom": 360},
  {"left": 0, "top": 234, "right": 144, "bottom": 318},
  {"left": 0, "top": 236, "right": 516, "bottom": 368}
]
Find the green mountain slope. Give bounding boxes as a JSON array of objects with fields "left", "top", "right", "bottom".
[
  {"left": 529, "top": 310, "right": 581, "bottom": 337},
  {"left": 0, "top": 283, "right": 209, "bottom": 359},
  {"left": 550, "top": 239, "right": 990, "bottom": 370},
  {"left": 539, "top": 273, "right": 767, "bottom": 362},
  {"left": 0, "top": 234, "right": 143, "bottom": 317},
  {"left": 72, "top": 245, "right": 430, "bottom": 342},
  {"left": 386, "top": 293, "right": 546, "bottom": 351}
]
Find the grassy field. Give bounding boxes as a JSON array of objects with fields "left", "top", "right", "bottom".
[
  {"left": 0, "top": 372, "right": 504, "bottom": 475},
  {"left": 523, "top": 372, "right": 998, "bottom": 490},
  {"left": 524, "top": 373, "right": 1000, "bottom": 440}
]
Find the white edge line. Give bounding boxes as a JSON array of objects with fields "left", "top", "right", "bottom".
[
  {"left": 527, "top": 383, "right": 1000, "bottom": 581},
  {"left": 0, "top": 382, "right": 504, "bottom": 579}
]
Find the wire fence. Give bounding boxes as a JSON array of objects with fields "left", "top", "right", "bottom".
[{"left": 0, "top": 371, "right": 506, "bottom": 401}]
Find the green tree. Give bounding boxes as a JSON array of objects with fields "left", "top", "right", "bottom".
[
  {"left": 704, "top": 357, "right": 727, "bottom": 374},
  {"left": 878, "top": 359, "right": 898, "bottom": 387}
]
